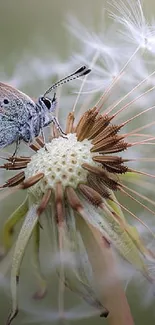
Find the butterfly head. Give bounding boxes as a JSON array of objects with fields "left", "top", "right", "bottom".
[
  {"left": 38, "top": 94, "right": 57, "bottom": 114},
  {"left": 38, "top": 66, "right": 91, "bottom": 114}
]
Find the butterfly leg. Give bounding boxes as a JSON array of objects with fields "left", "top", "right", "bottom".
[
  {"left": 51, "top": 92, "right": 57, "bottom": 112},
  {"left": 51, "top": 93, "right": 67, "bottom": 137},
  {"left": 12, "top": 137, "right": 21, "bottom": 163},
  {"left": 40, "top": 128, "right": 48, "bottom": 151},
  {"left": 52, "top": 116, "right": 67, "bottom": 138},
  {"left": 40, "top": 111, "right": 48, "bottom": 151}
]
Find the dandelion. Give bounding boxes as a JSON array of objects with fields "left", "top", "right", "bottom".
[{"left": 1, "top": 1, "right": 155, "bottom": 325}]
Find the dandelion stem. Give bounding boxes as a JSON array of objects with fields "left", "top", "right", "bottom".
[{"left": 77, "top": 216, "right": 134, "bottom": 325}]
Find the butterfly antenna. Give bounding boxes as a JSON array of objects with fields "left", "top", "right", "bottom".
[{"left": 44, "top": 65, "right": 91, "bottom": 96}]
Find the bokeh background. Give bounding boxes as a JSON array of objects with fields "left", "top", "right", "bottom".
[{"left": 0, "top": 0, "right": 155, "bottom": 324}]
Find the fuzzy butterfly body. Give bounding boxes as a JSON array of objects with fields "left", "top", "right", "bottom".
[{"left": 0, "top": 66, "right": 91, "bottom": 153}]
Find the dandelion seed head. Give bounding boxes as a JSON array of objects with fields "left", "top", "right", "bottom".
[{"left": 25, "top": 134, "right": 97, "bottom": 199}]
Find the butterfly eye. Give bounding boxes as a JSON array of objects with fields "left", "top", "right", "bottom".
[
  {"left": 41, "top": 97, "right": 51, "bottom": 110},
  {"left": 3, "top": 98, "right": 9, "bottom": 105}
]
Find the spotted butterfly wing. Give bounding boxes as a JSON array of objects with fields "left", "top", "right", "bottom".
[{"left": 0, "top": 82, "right": 36, "bottom": 148}]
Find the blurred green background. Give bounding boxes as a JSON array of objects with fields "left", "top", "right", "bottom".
[
  {"left": 0, "top": 0, "right": 109, "bottom": 86},
  {"left": 0, "top": 0, "right": 155, "bottom": 324}
]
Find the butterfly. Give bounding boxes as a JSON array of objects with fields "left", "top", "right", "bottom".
[{"left": 0, "top": 65, "right": 91, "bottom": 156}]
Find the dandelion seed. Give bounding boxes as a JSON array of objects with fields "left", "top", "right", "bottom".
[{"left": 109, "top": 0, "right": 155, "bottom": 52}]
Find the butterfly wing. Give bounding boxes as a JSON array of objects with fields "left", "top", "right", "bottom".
[
  {"left": 0, "top": 82, "right": 36, "bottom": 119},
  {"left": 0, "top": 114, "right": 19, "bottom": 148},
  {"left": 0, "top": 83, "right": 37, "bottom": 147}
]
